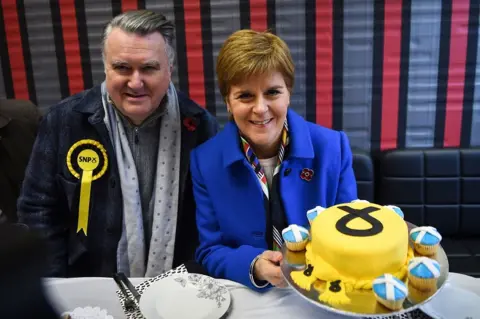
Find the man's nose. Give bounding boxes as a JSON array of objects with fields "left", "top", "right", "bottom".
[{"left": 128, "top": 71, "right": 144, "bottom": 90}]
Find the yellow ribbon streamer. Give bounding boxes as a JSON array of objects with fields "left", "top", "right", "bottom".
[
  {"left": 76, "top": 149, "right": 100, "bottom": 235},
  {"left": 78, "top": 170, "right": 93, "bottom": 235}
]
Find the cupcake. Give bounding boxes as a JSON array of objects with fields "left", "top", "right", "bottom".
[
  {"left": 408, "top": 257, "right": 441, "bottom": 291},
  {"left": 407, "top": 281, "right": 436, "bottom": 304},
  {"left": 351, "top": 199, "right": 370, "bottom": 203},
  {"left": 282, "top": 224, "right": 309, "bottom": 251},
  {"left": 384, "top": 205, "right": 405, "bottom": 219},
  {"left": 410, "top": 226, "right": 442, "bottom": 256},
  {"left": 284, "top": 249, "right": 306, "bottom": 270},
  {"left": 306, "top": 206, "right": 325, "bottom": 225},
  {"left": 372, "top": 274, "right": 408, "bottom": 311}
]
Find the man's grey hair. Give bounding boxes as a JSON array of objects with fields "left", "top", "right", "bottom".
[{"left": 102, "top": 10, "right": 176, "bottom": 67}]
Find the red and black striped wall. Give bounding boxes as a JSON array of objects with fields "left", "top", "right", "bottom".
[{"left": 0, "top": 0, "right": 479, "bottom": 151}]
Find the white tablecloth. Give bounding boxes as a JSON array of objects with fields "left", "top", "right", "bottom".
[{"left": 44, "top": 273, "right": 480, "bottom": 319}]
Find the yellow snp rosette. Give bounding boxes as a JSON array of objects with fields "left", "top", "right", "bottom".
[{"left": 66, "top": 139, "right": 108, "bottom": 236}]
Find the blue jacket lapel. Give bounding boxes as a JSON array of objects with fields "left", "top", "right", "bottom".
[
  {"left": 221, "top": 121, "right": 246, "bottom": 168},
  {"left": 286, "top": 109, "right": 314, "bottom": 159}
]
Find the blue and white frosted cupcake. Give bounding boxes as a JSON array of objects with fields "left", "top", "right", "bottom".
[
  {"left": 282, "top": 224, "right": 309, "bottom": 251},
  {"left": 372, "top": 274, "right": 408, "bottom": 310},
  {"left": 408, "top": 257, "right": 441, "bottom": 291},
  {"left": 306, "top": 206, "right": 325, "bottom": 225},
  {"left": 410, "top": 226, "right": 442, "bottom": 256},
  {"left": 384, "top": 205, "right": 405, "bottom": 219}
]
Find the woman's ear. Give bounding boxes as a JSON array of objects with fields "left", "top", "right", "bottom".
[
  {"left": 227, "top": 107, "right": 234, "bottom": 121},
  {"left": 225, "top": 99, "right": 232, "bottom": 116},
  {"left": 225, "top": 96, "right": 235, "bottom": 121}
]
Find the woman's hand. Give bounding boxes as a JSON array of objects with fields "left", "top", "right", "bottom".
[{"left": 253, "top": 250, "right": 288, "bottom": 288}]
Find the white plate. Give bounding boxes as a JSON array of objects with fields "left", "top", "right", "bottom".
[
  {"left": 139, "top": 273, "right": 231, "bottom": 319},
  {"left": 420, "top": 282, "right": 480, "bottom": 319},
  {"left": 62, "top": 306, "right": 114, "bottom": 319}
]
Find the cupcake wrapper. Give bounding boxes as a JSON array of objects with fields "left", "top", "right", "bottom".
[
  {"left": 285, "top": 251, "right": 306, "bottom": 266},
  {"left": 285, "top": 239, "right": 308, "bottom": 252},
  {"left": 408, "top": 274, "right": 438, "bottom": 291},
  {"left": 413, "top": 243, "right": 439, "bottom": 256},
  {"left": 407, "top": 282, "right": 437, "bottom": 303},
  {"left": 375, "top": 296, "right": 405, "bottom": 311}
]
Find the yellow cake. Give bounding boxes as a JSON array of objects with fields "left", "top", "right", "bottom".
[{"left": 290, "top": 200, "right": 415, "bottom": 307}]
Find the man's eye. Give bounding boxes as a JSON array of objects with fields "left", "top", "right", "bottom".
[
  {"left": 143, "top": 66, "right": 157, "bottom": 71},
  {"left": 114, "top": 65, "right": 129, "bottom": 71}
]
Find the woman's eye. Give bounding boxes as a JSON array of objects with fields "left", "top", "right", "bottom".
[
  {"left": 238, "top": 93, "right": 252, "bottom": 99},
  {"left": 267, "top": 89, "right": 280, "bottom": 96}
]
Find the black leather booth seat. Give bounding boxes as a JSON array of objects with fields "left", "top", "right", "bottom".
[
  {"left": 375, "top": 148, "right": 480, "bottom": 277},
  {"left": 352, "top": 150, "right": 375, "bottom": 202}
]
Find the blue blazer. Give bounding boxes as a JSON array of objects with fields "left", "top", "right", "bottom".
[{"left": 190, "top": 109, "right": 358, "bottom": 291}]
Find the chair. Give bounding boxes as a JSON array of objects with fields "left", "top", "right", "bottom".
[{"left": 352, "top": 150, "right": 375, "bottom": 202}]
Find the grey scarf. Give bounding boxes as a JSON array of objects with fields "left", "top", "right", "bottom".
[{"left": 101, "top": 82, "right": 181, "bottom": 277}]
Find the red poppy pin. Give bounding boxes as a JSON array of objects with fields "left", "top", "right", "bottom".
[
  {"left": 300, "top": 168, "right": 314, "bottom": 182},
  {"left": 183, "top": 117, "right": 197, "bottom": 131}
]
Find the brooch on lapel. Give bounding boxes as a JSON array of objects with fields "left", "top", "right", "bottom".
[
  {"left": 183, "top": 117, "right": 197, "bottom": 132},
  {"left": 300, "top": 168, "right": 314, "bottom": 182}
]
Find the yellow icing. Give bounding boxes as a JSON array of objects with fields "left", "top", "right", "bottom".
[
  {"left": 314, "top": 280, "right": 393, "bottom": 314},
  {"left": 291, "top": 269, "right": 317, "bottom": 291},
  {"left": 310, "top": 202, "right": 408, "bottom": 280}
]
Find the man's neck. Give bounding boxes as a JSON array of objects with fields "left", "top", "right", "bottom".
[{"left": 116, "top": 96, "right": 168, "bottom": 129}]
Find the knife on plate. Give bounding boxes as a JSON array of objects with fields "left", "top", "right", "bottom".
[{"left": 117, "top": 272, "right": 141, "bottom": 302}]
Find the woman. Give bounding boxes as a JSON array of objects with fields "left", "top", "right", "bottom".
[{"left": 190, "top": 30, "right": 358, "bottom": 291}]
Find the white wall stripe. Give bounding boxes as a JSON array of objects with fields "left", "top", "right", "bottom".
[
  {"left": 404, "top": 0, "right": 442, "bottom": 148},
  {"left": 24, "top": 0, "right": 62, "bottom": 108}
]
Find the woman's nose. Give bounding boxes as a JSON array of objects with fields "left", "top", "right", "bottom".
[{"left": 252, "top": 96, "right": 268, "bottom": 114}]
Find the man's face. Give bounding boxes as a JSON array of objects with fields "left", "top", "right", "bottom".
[{"left": 104, "top": 28, "right": 172, "bottom": 125}]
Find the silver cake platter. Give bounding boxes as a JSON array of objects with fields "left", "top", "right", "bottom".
[{"left": 280, "top": 222, "right": 449, "bottom": 318}]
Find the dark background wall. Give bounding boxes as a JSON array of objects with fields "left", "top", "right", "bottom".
[{"left": 0, "top": 0, "right": 479, "bottom": 151}]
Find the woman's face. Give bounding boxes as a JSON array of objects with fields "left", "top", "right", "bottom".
[{"left": 227, "top": 71, "right": 290, "bottom": 159}]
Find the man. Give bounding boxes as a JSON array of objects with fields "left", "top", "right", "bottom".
[
  {"left": 0, "top": 99, "right": 41, "bottom": 223},
  {"left": 18, "top": 10, "right": 218, "bottom": 278}
]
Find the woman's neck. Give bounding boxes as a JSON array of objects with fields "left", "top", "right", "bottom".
[{"left": 251, "top": 140, "right": 281, "bottom": 159}]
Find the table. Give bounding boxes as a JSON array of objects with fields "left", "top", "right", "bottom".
[{"left": 44, "top": 273, "right": 480, "bottom": 319}]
